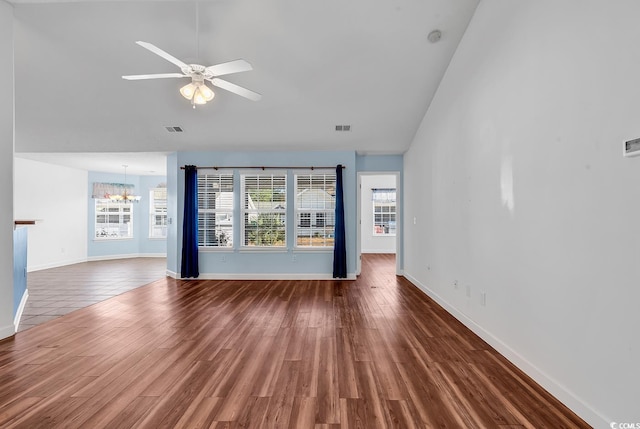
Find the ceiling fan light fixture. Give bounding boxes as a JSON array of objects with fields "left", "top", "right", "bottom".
[
  {"left": 181, "top": 79, "right": 214, "bottom": 107},
  {"left": 193, "top": 92, "right": 207, "bottom": 105},
  {"left": 199, "top": 83, "right": 215, "bottom": 101},
  {"left": 180, "top": 82, "right": 197, "bottom": 100},
  {"left": 193, "top": 87, "right": 208, "bottom": 105}
]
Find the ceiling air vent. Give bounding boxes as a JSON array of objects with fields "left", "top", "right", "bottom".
[
  {"left": 624, "top": 137, "right": 640, "bottom": 157},
  {"left": 165, "top": 126, "right": 184, "bottom": 133},
  {"left": 335, "top": 125, "right": 351, "bottom": 132}
]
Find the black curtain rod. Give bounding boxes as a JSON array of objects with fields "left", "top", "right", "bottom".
[{"left": 180, "top": 165, "right": 346, "bottom": 170}]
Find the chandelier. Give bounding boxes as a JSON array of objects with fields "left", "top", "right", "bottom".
[{"left": 108, "top": 165, "right": 141, "bottom": 203}]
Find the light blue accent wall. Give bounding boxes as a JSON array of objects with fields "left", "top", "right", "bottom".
[
  {"left": 356, "top": 154, "right": 404, "bottom": 272},
  {"left": 168, "top": 150, "right": 357, "bottom": 276},
  {"left": 356, "top": 154, "right": 403, "bottom": 172},
  {"left": 13, "top": 227, "right": 27, "bottom": 316},
  {"left": 88, "top": 171, "right": 141, "bottom": 257},
  {"left": 88, "top": 171, "right": 167, "bottom": 258}
]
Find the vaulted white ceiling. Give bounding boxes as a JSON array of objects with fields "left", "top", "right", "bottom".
[{"left": 12, "top": 0, "right": 479, "bottom": 174}]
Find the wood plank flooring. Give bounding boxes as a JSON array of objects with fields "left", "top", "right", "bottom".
[
  {"left": 19, "top": 258, "right": 167, "bottom": 331},
  {"left": 0, "top": 254, "right": 590, "bottom": 428}
]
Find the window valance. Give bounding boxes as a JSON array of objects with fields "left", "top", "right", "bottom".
[{"left": 92, "top": 182, "right": 136, "bottom": 199}]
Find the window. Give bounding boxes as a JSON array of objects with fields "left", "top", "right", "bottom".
[
  {"left": 300, "top": 213, "right": 311, "bottom": 228},
  {"left": 295, "top": 172, "right": 336, "bottom": 247},
  {"left": 149, "top": 186, "right": 167, "bottom": 238},
  {"left": 372, "top": 188, "right": 396, "bottom": 235},
  {"left": 198, "top": 172, "right": 234, "bottom": 247},
  {"left": 241, "top": 173, "right": 286, "bottom": 247},
  {"left": 95, "top": 200, "right": 133, "bottom": 239}
]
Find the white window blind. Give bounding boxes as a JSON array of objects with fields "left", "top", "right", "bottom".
[
  {"left": 241, "top": 173, "right": 286, "bottom": 247},
  {"left": 372, "top": 188, "right": 396, "bottom": 236},
  {"left": 198, "top": 172, "right": 234, "bottom": 247},
  {"left": 295, "top": 172, "right": 336, "bottom": 248},
  {"left": 95, "top": 200, "right": 133, "bottom": 239},
  {"left": 149, "top": 185, "right": 167, "bottom": 238}
]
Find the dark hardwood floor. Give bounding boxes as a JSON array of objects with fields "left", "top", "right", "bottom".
[
  {"left": 19, "top": 258, "right": 167, "bottom": 331},
  {"left": 0, "top": 254, "right": 589, "bottom": 428}
]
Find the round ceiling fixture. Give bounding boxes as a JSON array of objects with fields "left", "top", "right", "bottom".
[{"left": 428, "top": 29, "right": 442, "bottom": 43}]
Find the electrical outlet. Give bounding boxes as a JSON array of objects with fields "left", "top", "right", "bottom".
[
  {"left": 221, "top": 255, "right": 226, "bottom": 263},
  {"left": 453, "top": 280, "right": 458, "bottom": 289},
  {"left": 466, "top": 285, "right": 471, "bottom": 298},
  {"left": 292, "top": 254, "right": 297, "bottom": 262},
  {"left": 481, "top": 292, "right": 487, "bottom": 306}
]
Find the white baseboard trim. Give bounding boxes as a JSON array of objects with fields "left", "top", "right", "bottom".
[
  {"left": 28, "top": 254, "right": 167, "bottom": 273},
  {"left": 166, "top": 270, "right": 357, "bottom": 281},
  {"left": 28, "top": 257, "right": 87, "bottom": 273},
  {"left": 13, "top": 289, "right": 29, "bottom": 332},
  {"left": 87, "top": 253, "right": 166, "bottom": 262},
  {"left": 402, "top": 272, "right": 608, "bottom": 429},
  {"left": 138, "top": 253, "right": 166, "bottom": 258}
]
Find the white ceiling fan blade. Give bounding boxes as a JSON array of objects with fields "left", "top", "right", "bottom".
[
  {"left": 122, "top": 73, "right": 187, "bottom": 80},
  {"left": 135, "top": 41, "right": 188, "bottom": 70},
  {"left": 206, "top": 59, "right": 253, "bottom": 77},
  {"left": 211, "top": 78, "right": 262, "bottom": 101}
]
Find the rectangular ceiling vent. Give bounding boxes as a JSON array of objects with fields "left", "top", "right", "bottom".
[
  {"left": 624, "top": 137, "right": 640, "bottom": 157},
  {"left": 165, "top": 126, "right": 184, "bottom": 133},
  {"left": 335, "top": 125, "right": 351, "bottom": 132}
]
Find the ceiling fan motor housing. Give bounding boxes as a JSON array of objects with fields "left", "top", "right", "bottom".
[{"left": 182, "top": 64, "right": 215, "bottom": 80}]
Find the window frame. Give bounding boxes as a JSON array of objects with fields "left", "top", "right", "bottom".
[
  {"left": 94, "top": 199, "right": 134, "bottom": 240},
  {"left": 148, "top": 186, "right": 167, "bottom": 239},
  {"left": 240, "top": 171, "right": 287, "bottom": 249},
  {"left": 197, "top": 171, "right": 234, "bottom": 249},
  {"left": 294, "top": 171, "right": 336, "bottom": 249},
  {"left": 372, "top": 188, "right": 396, "bottom": 236}
]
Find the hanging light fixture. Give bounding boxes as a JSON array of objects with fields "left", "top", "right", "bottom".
[
  {"left": 178, "top": 4, "right": 215, "bottom": 109},
  {"left": 108, "top": 165, "right": 141, "bottom": 203},
  {"left": 180, "top": 73, "right": 215, "bottom": 108}
]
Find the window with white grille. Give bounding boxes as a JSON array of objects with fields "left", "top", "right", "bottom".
[
  {"left": 198, "top": 172, "right": 234, "bottom": 247},
  {"left": 95, "top": 200, "right": 133, "bottom": 239},
  {"left": 295, "top": 172, "right": 336, "bottom": 248},
  {"left": 241, "top": 173, "right": 286, "bottom": 247},
  {"left": 372, "top": 188, "right": 396, "bottom": 236},
  {"left": 149, "top": 186, "right": 167, "bottom": 238}
]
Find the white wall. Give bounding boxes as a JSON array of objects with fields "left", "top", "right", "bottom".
[
  {"left": 14, "top": 158, "right": 88, "bottom": 271},
  {"left": 0, "top": 1, "right": 14, "bottom": 340},
  {"left": 403, "top": 0, "right": 640, "bottom": 426},
  {"left": 360, "top": 174, "right": 396, "bottom": 253}
]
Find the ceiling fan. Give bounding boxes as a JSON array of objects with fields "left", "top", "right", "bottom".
[{"left": 122, "top": 41, "right": 261, "bottom": 108}]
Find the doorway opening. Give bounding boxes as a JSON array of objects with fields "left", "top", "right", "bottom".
[{"left": 356, "top": 172, "right": 401, "bottom": 276}]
